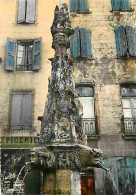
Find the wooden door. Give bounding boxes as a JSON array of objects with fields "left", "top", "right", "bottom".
[{"left": 81, "top": 175, "right": 95, "bottom": 195}]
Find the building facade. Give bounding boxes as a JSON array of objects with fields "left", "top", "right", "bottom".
[{"left": 0, "top": 0, "right": 136, "bottom": 194}]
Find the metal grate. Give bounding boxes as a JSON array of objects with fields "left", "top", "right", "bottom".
[
  {"left": 124, "top": 118, "right": 136, "bottom": 135},
  {"left": 16, "top": 65, "right": 32, "bottom": 71}
]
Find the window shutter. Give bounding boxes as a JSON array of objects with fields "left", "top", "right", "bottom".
[
  {"left": 11, "top": 92, "right": 22, "bottom": 130},
  {"left": 121, "top": 0, "right": 131, "bottom": 10},
  {"left": 80, "top": 0, "right": 89, "bottom": 12},
  {"left": 26, "top": 0, "right": 36, "bottom": 23},
  {"left": 111, "top": 0, "right": 120, "bottom": 10},
  {"left": 18, "top": 0, "right": 26, "bottom": 23},
  {"left": 125, "top": 26, "right": 136, "bottom": 57},
  {"left": 80, "top": 28, "right": 91, "bottom": 57},
  {"left": 70, "top": 0, "right": 78, "bottom": 12},
  {"left": 115, "top": 26, "right": 127, "bottom": 57},
  {"left": 21, "top": 92, "right": 32, "bottom": 130},
  {"left": 70, "top": 28, "right": 80, "bottom": 58},
  {"left": 5, "top": 38, "right": 16, "bottom": 71},
  {"left": 33, "top": 38, "right": 42, "bottom": 70},
  {"left": 79, "top": 97, "right": 94, "bottom": 118}
]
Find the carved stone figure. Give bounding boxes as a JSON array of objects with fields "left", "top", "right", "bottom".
[
  {"left": 27, "top": 144, "right": 108, "bottom": 172},
  {"left": 39, "top": 4, "right": 84, "bottom": 143}
]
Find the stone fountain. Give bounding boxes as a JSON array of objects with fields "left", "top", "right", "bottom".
[{"left": 26, "top": 4, "right": 107, "bottom": 195}]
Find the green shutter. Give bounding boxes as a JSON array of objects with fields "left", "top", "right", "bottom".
[
  {"left": 33, "top": 38, "right": 42, "bottom": 70},
  {"left": 18, "top": 0, "right": 26, "bottom": 23},
  {"left": 80, "top": 28, "right": 91, "bottom": 57},
  {"left": 80, "top": 0, "right": 89, "bottom": 12},
  {"left": 70, "top": 28, "right": 80, "bottom": 58},
  {"left": 26, "top": 0, "right": 36, "bottom": 23},
  {"left": 111, "top": 0, "right": 121, "bottom": 10},
  {"left": 70, "top": 0, "right": 78, "bottom": 12},
  {"left": 125, "top": 25, "right": 136, "bottom": 57},
  {"left": 115, "top": 26, "right": 127, "bottom": 57},
  {"left": 121, "top": 0, "right": 131, "bottom": 10},
  {"left": 5, "top": 38, "right": 16, "bottom": 71}
]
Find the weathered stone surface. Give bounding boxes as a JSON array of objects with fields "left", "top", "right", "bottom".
[{"left": 40, "top": 4, "right": 85, "bottom": 143}]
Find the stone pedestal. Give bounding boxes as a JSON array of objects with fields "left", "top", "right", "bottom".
[{"left": 44, "top": 170, "right": 71, "bottom": 195}]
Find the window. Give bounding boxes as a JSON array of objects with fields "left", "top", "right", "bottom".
[
  {"left": 111, "top": 0, "right": 131, "bottom": 11},
  {"left": 75, "top": 85, "right": 96, "bottom": 136},
  {"left": 5, "top": 38, "right": 41, "bottom": 71},
  {"left": 11, "top": 91, "right": 33, "bottom": 130},
  {"left": 18, "top": 0, "right": 36, "bottom": 24},
  {"left": 115, "top": 25, "right": 136, "bottom": 58},
  {"left": 70, "top": 28, "right": 91, "bottom": 58},
  {"left": 70, "top": 0, "right": 89, "bottom": 13},
  {"left": 121, "top": 84, "right": 136, "bottom": 135}
]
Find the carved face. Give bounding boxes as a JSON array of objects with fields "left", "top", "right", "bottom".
[
  {"left": 28, "top": 151, "right": 39, "bottom": 164},
  {"left": 61, "top": 3, "right": 68, "bottom": 11}
]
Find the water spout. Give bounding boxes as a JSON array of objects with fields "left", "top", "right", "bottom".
[
  {"left": 14, "top": 161, "right": 35, "bottom": 190},
  {"left": 14, "top": 165, "right": 25, "bottom": 189},
  {"left": 93, "top": 160, "right": 110, "bottom": 171},
  {"left": 22, "top": 169, "right": 31, "bottom": 183}
]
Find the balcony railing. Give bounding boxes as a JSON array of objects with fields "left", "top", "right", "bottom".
[
  {"left": 124, "top": 118, "right": 136, "bottom": 135},
  {"left": 82, "top": 118, "right": 96, "bottom": 136}
]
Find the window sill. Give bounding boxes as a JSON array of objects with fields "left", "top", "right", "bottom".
[
  {"left": 110, "top": 9, "right": 134, "bottom": 13},
  {"left": 17, "top": 22, "right": 36, "bottom": 25},
  {"left": 70, "top": 11, "right": 92, "bottom": 15},
  {"left": 87, "top": 135, "right": 100, "bottom": 140},
  {"left": 115, "top": 56, "right": 136, "bottom": 59},
  {"left": 10, "top": 130, "right": 34, "bottom": 135},
  {"left": 6, "top": 70, "right": 40, "bottom": 73},
  {"left": 72, "top": 57, "right": 95, "bottom": 61},
  {"left": 123, "top": 134, "right": 136, "bottom": 140},
  {"left": 15, "top": 71, "right": 34, "bottom": 73}
]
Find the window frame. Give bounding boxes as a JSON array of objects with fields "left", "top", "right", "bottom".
[
  {"left": 75, "top": 84, "right": 97, "bottom": 136},
  {"left": 110, "top": 0, "right": 132, "bottom": 12},
  {"left": 115, "top": 25, "right": 136, "bottom": 58},
  {"left": 10, "top": 90, "right": 34, "bottom": 133},
  {"left": 70, "top": 0, "right": 90, "bottom": 13},
  {"left": 16, "top": 41, "right": 33, "bottom": 71},
  {"left": 5, "top": 38, "right": 42, "bottom": 72},
  {"left": 17, "top": 0, "right": 37, "bottom": 24},
  {"left": 70, "top": 28, "right": 92, "bottom": 59},
  {"left": 121, "top": 84, "right": 136, "bottom": 135}
]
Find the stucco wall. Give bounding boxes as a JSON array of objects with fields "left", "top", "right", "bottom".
[
  {"left": 70, "top": 0, "right": 136, "bottom": 135},
  {"left": 1, "top": 0, "right": 136, "bottom": 136},
  {"left": 0, "top": 0, "right": 61, "bottom": 136}
]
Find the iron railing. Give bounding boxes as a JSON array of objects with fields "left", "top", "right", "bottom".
[
  {"left": 16, "top": 65, "right": 32, "bottom": 71},
  {"left": 124, "top": 118, "right": 136, "bottom": 135},
  {"left": 82, "top": 118, "right": 96, "bottom": 135}
]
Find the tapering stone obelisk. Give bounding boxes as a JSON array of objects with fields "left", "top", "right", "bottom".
[
  {"left": 39, "top": 3, "right": 85, "bottom": 144},
  {"left": 27, "top": 5, "right": 107, "bottom": 195}
]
